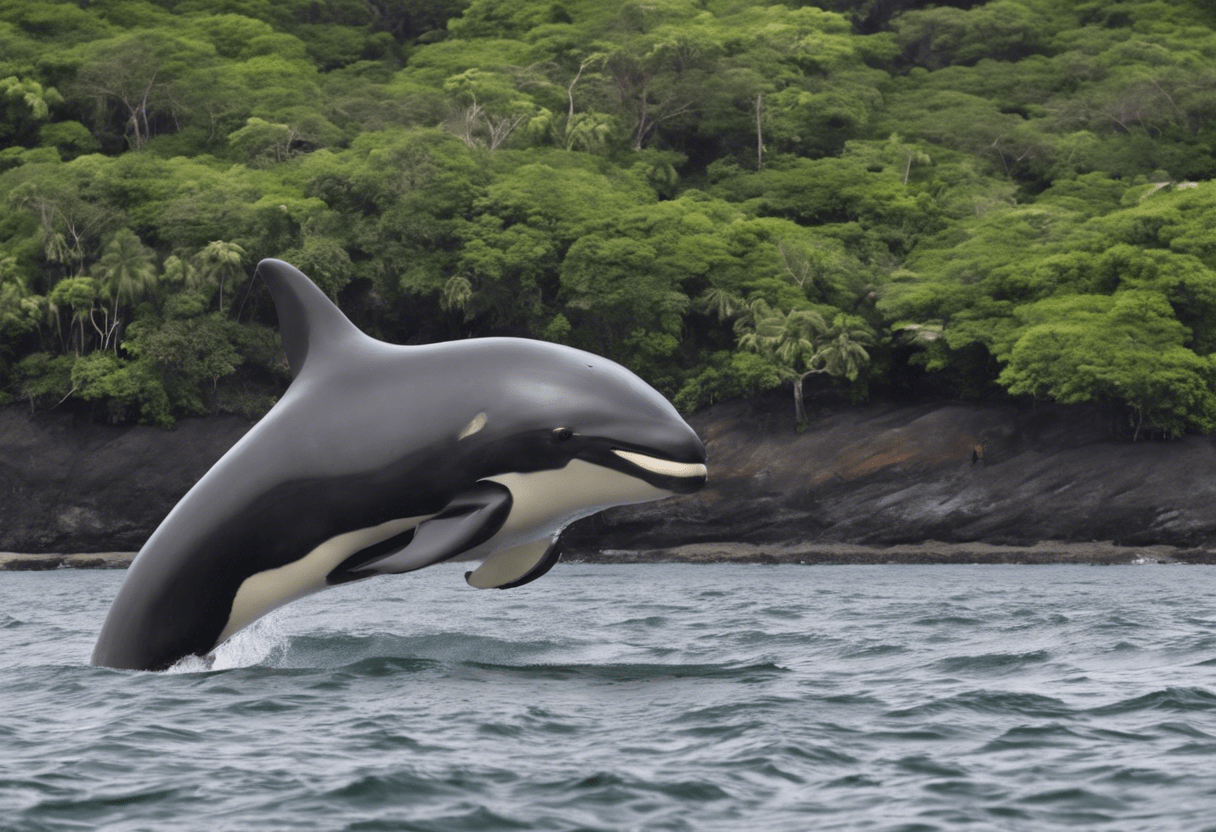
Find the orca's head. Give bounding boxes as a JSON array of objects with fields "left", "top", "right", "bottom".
[{"left": 457, "top": 339, "right": 707, "bottom": 496}]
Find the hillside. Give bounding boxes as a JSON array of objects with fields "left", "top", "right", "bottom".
[
  {"left": 4, "top": 0, "right": 1216, "bottom": 439},
  {"left": 4, "top": 399, "right": 1214, "bottom": 558}
]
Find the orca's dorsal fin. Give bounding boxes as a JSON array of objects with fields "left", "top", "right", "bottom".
[{"left": 257, "top": 258, "right": 366, "bottom": 379}]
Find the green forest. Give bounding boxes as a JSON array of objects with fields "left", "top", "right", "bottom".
[{"left": 3, "top": 0, "right": 1216, "bottom": 438}]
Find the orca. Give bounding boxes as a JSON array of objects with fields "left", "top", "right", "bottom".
[{"left": 91, "top": 259, "right": 707, "bottom": 671}]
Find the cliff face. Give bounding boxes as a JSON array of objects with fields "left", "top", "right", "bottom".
[
  {"left": 564, "top": 399, "right": 1216, "bottom": 552},
  {"left": 0, "top": 408, "right": 253, "bottom": 552},
  {"left": 3, "top": 398, "right": 1215, "bottom": 554}
]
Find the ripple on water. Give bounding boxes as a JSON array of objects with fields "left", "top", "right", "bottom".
[
  {"left": 5, "top": 564, "right": 1216, "bottom": 831},
  {"left": 909, "top": 615, "right": 985, "bottom": 627},
  {"left": 886, "top": 689, "right": 1070, "bottom": 719},
  {"left": 932, "top": 649, "right": 1053, "bottom": 674},
  {"left": 978, "top": 723, "right": 1086, "bottom": 752},
  {"left": 1087, "top": 686, "right": 1216, "bottom": 715}
]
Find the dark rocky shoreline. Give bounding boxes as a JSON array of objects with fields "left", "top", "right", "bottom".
[
  {"left": 0, "top": 552, "right": 135, "bottom": 570},
  {"left": 5, "top": 541, "right": 1216, "bottom": 571},
  {"left": 4, "top": 396, "right": 1216, "bottom": 569}
]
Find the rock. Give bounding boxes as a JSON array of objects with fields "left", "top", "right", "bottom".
[
  {"left": 3, "top": 398, "right": 1216, "bottom": 556},
  {"left": 0, "top": 552, "right": 136, "bottom": 570},
  {"left": 62, "top": 552, "right": 137, "bottom": 569},
  {"left": 0, "top": 553, "right": 63, "bottom": 570},
  {"left": 562, "top": 398, "right": 1216, "bottom": 554},
  {"left": 0, "top": 408, "right": 252, "bottom": 553}
]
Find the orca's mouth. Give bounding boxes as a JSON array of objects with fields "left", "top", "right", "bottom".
[{"left": 611, "top": 449, "right": 708, "bottom": 481}]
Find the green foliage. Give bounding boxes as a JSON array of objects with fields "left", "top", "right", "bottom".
[
  {"left": 1, "top": 0, "right": 1216, "bottom": 439},
  {"left": 1, "top": 75, "right": 64, "bottom": 146},
  {"left": 14, "top": 352, "right": 74, "bottom": 411},
  {"left": 996, "top": 292, "right": 1216, "bottom": 438},
  {"left": 277, "top": 235, "right": 352, "bottom": 299},
  {"left": 69, "top": 351, "right": 171, "bottom": 426},
  {"left": 123, "top": 314, "right": 244, "bottom": 422},
  {"left": 95, "top": 228, "right": 156, "bottom": 307},
  {"left": 673, "top": 351, "right": 784, "bottom": 413},
  {"left": 37, "top": 120, "right": 100, "bottom": 158}
]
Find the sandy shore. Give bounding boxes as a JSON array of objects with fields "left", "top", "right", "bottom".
[{"left": 4, "top": 541, "right": 1216, "bottom": 571}]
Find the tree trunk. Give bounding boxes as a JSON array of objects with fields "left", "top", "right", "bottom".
[
  {"left": 793, "top": 375, "right": 803, "bottom": 425},
  {"left": 567, "top": 61, "right": 587, "bottom": 121},
  {"left": 633, "top": 101, "right": 649, "bottom": 151},
  {"left": 793, "top": 369, "right": 825, "bottom": 426},
  {"left": 755, "top": 92, "right": 763, "bottom": 171}
]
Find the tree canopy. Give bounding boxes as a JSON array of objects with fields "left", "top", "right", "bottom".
[{"left": 2, "top": 0, "right": 1216, "bottom": 438}]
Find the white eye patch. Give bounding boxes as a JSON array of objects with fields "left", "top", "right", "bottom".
[{"left": 457, "top": 412, "right": 488, "bottom": 440}]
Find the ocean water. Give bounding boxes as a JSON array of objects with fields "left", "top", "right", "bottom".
[{"left": 3, "top": 563, "right": 1216, "bottom": 832}]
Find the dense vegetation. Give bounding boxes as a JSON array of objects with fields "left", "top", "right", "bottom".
[{"left": 3, "top": 0, "right": 1216, "bottom": 438}]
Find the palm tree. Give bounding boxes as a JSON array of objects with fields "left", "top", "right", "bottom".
[
  {"left": 162, "top": 254, "right": 199, "bottom": 287},
  {"left": 441, "top": 275, "right": 473, "bottom": 312},
  {"left": 813, "top": 317, "right": 874, "bottom": 379},
  {"left": 739, "top": 302, "right": 873, "bottom": 426},
  {"left": 737, "top": 302, "right": 831, "bottom": 424},
  {"left": 196, "top": 240, "right": 246, "bottom": 313},
  {"left": 697, "top": 287, "right": 743, "bottom": 323},
  {"left": 565, "top": 112, "right": 614, "bottom": 152},
  {"left": 94, "top": 228, "right": 156, "bottom": 351},
  {"left": 732, "top": 297, "right": 778, "bottom": 348},
  {"left": 771, "top": 309, "right": 829, "bottom": 369},
  {"left": 48, "top": 277, "right": 99, "bottom": 355}
]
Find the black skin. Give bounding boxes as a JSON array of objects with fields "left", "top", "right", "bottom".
[{"left": 91, "top": 261, "right": 706, "bottom": 672}]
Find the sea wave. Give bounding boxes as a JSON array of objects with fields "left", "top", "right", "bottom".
[{"left": 6, "top": 564, "right": 1216, "bottom": 831}]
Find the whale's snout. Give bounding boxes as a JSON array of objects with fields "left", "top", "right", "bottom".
[
  {"left": 600, "top": 416, "right": 708, "bottom": 495},
  {"left": 671, "top": 422, "right": 708, "bottom": 494}
]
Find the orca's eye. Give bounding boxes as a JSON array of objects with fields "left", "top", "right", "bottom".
[{"left": 552, "top": 427, "right": 574, "bottom": 443}]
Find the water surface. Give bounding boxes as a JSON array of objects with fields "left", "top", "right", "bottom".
[{"left": 3, "top": 564, "right": 1216, "bottom": 831}]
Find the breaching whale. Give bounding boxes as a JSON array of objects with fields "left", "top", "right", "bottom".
[{"left": 92, "top": 259, "right": 707, "bottom": 671}]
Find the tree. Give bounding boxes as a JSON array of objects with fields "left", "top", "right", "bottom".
[
  {"left": 441, "top": 68, "right": 546, "bottom": 151},
  {"left": 812, "top": 315, "right": 874, "bottom": 383},
  {"left": 74, "top": 31, "right": 216, "bottom": 149},
  {"left": 696, "top": 286, "right": 744, "bottom": 323},
  {"left": 0, "top": 75, "right": 64, "bottom": 146},
  {"left": 196, "top": 240, "right": 247, "bottom": 313},
  {"left": 5, "top": 156, "right": 115, "bottom": 279},
  {"left": 226, "top": 117, "right": 297, "bottom": 164},
  {"left": 996, "top": 292, "right": 1216, "bottom": 439},
  {"left": 604, "top": 29, "right": 717, "bottom": 151},
  {"left": 737, "top": 300, "right": 873, "bottom": 425},
  {"left": 0, "top": 262, "right": 43, "bottom": 386},
  {"left": 92, "top": 228, "right": 156, "bottom": 351},
  {"left": 47, "top": 277, "right": 100, "bottom": 356}
]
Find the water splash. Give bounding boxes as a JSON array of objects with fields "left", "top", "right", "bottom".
[{"left": 164, "top": 614, "right": 289, "bottom": 673}]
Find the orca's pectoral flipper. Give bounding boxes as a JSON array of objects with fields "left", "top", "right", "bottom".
[
  {"left": 334, "top": 483, "right": 513, "bottom": 582},
  {"left": 466, "top": 538, "right": 561, "bottom": 589}
]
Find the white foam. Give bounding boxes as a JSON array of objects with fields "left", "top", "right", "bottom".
[
  {"left": 164, "top": 615, "right": 289, "bottom": 673},
  {"left": 212, "top": 615, "right": 289, "bottom": 670}
]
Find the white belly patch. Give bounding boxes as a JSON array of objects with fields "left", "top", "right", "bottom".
[
  {"left": 466, "top": 459, "right": 670, "bottom": 557},
  {"left": 217, "top": 513, "right": 430, "bottom": 646},
  {"left": 217, "top": 459, "right": 675, "bottom": 644}
]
